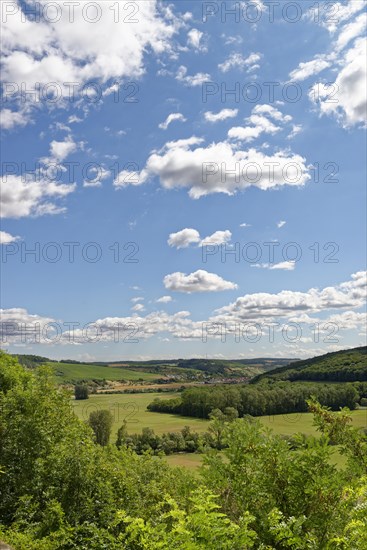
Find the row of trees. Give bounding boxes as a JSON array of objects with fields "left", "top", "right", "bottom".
[
  {"left": 115, "top": 408, "right": 238, "bottom": 454},
  {"left": 148, "top": 381, "right": 364, "bottom": 419},
  {"left": 1, "top": 352, "right": 367, "bottom": 548},
  {"left": 86, "top": 407, "right": 238, "bottom": 452}
]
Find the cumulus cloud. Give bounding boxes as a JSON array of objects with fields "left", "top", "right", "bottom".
[
  {"left": 168, "top": 228, "right": 231, "bottom": 248},
  {"left": 0, "top": 175, "right": 76, "bottom": 218},
  {"left": 159, "top": 112, "right": 187, "bottom": 130},
  {"left": 252, "top": 104, "right": 292, "bottom": 123},
  {"left": 0, "top": 108, "right": 31, "bottom": 130},
  {"left": 48, "top": 136, "right": 78, "bottom": 162},
  {"left": 307, "top": 0, "right": 365, "bottom": 34},
  {"left": 290, "top": 57, "right": 331, "bottom": 81},
  {"left": 83, "top": 166, "right": 111, "bottom": 188},
  {"left": 164, "top": 269, "right": 238, "bottom": 293},
  {"left": 187, "top": 28, "right": 205, "bottom": 51},
  {"left": 132, "top": 303, "right": 145, "bottom": 312},
  {"left": 335, "top": 11, "right": 367, "bottom": 51},
  {"left": 176, "top": 65, "right": 211, "bottom": 86},
  {"left": 277, "top": 220, "right": 286, "bottom": 228},
  {"left": 131, "top": 296, "right": 144, "bottom": 303},
  {"left": 168, "top": 228, "right": 201, "bottom": 248},
  {"left": 0, "top": 308, "right": 57, "bottom": 344},
  {"left": 228, "top": 104, "right": 292, "bottom": 143},
  {"left": 156, "top": 296, "right": 173, "bottom": 303},
  {"left": 0, "top": 231, "right": 21, "bottom": 244},
  {"left": 213, "top": 271, "right": 367, "bottom": 323},
  {"left": 114, "top": 166, "right": 148, "bottom": 188},
  {"left": 2, "top": 272, "right": 365, "bottom": 345},
  {"left": 287, "top": 124, "right": 303, "bottom": 139},
  {"left": 309, "top": 37, "right": 367, "bottom": 127},
  {"left": 228, "top": 115, "right": 280, "bottom": 142},
  {"left": 1, "top": 0, "right": 178, "bottom": 126},
  {"left": 141, "top": 138, "right": 310, "bottom": 198},
  {"left": 218, "top": 52, "right": 261, "bottom": 73},
  {"left": 200, "top": 230, "right": 232, "bottom": 246},
  {"left": 291, "top": 7, "right": 367, "bottom": 127},
  {"left": 204, "top": 108, "right": 239, "bottom": 123}
]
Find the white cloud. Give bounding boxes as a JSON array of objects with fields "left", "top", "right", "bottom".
[
  {"left": 159, "top": 112, "right": 187, "bottom": 130},
  {"left": 187, "top": 28, "right": 205, "bottom": 51},
  {"left": 168, "top": 228, "right": 231, "bottom": 248},
  {"left": 213, "top": 271, "right": 367, "bottom": 322},
  {"left": 307, "top": 1, "right": 365, "bottom": 34},
  {"left": 68, "top": 115, "right": 83, "bottom": 124},
  {"left": 83, "top": 166, "right": 111, "bottom": 188},
  {"left": 252, "top": 104, "right": 292, "bottom": 122},
  {"left": 204, "top": 108, "right": 238, "bottom": 123},
  {"left": 132, "top": 303, "right": 145, "bottom": 312},
  {"left": 156, "top": 296, "right": 173, "bottom": 303},
  {"left": 131, "top": 296, "right": 144, "bottom": 303},
  {"left": 168, "top": 228, "right": 201, "bottom": 248},
  {"left": 0, "top": 108, "right": 31, "bottom": 130},
  {"left": 103, "top": 82, "right": 120, "bottom": 97},
  {"left": 252, "top": 261, "right": 296, "bottom": 271},
  {"left": 200, "top": 230, "right": 232, "bottom": 246},
  {"left": 222, "top": 34, "right": 243, "bottom": 46},
  {"left": 240, "top": 223, "right": 251, "bottom": 228},
  {"left": 218, "top": 52, "right": 261, "bottom": 73},
  {"left": 1, "top": 1, "right": 178, "bottom": 124},
  {"left": 291, "top": 7, "right": 367, "bottom": 127},
  {"left": 0, "top": 308, "right": 57, "bottom": 344},
  {"left": 114, "top": 168, "right": 147, "bottom": 188},
  {"left": 0, "top": 175, "right": 76, "bottom": 218},
  {"left": 2, "top": 272, "right": 365, "bottom": 346},
  {"left": 228, "top": 115, "right": 280, "bottom": 142},
  {"left": 2, "top": 1, "right": 178, "bottom": 85},
  {"left": 164, "top": 269, "right": 238, "bottom": 293},
  {"left": 309, "top": 37, "right": 367, "bottom": 127},
  {"left": 335, "top": 11, "right": 367, "bottom": 51},
  {"left": 289, "top": 57, "right": 331, "bottom": 81},
  {"left": 139, "top": 138, "right": 310, "bottom": 198},
  {"left": 287, "top": 124, "right": 303, "bottom": 139},
  {"left": 277, "top": 220, "right": 286, "bottom": 228},
  {"left": 228, "top": 105, "right": 292, "bottom": 143},
  {"left": 50, "top": 136, "right": 77, "bottom": 162},
  {"left": 0, "top": 231, "right": 21, "bottom": 244},
  {"left": 176, "top": 65, "right": 211, "bottom": 86}
]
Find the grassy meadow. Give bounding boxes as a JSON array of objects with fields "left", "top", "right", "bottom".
[
  {"left": 72, "top": 392, "right": 209, "bottom": 438},
  {"left": 73, "top": 391, "right": 367, "bottom": 464},
  {"left": 50, "top": 361, "right": 158, "bottom": 383}
]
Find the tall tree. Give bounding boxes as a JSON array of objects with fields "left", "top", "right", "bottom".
[{"left": 88, "top": 410, "right": 113, "bottom": 446}]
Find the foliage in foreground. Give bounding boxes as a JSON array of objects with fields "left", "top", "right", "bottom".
[{"left": 0, "top": 352, "right": 366, "bottom": 549}]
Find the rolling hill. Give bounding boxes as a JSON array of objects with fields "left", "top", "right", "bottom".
[{"left": 251, "top": 346, "right": 367, "bottom": 383}]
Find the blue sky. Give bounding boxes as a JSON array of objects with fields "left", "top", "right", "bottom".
[{"left": 1, "top": 0, "right": 366, "bottom": 361}]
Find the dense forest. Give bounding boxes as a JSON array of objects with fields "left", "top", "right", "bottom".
[
  {"left": 1, "top": 351, "right": 367, "bottom": 548},
  {"left": 252, "top": 347, "right": 367, "bottom": 383},
  {"left": 148, "top": 381, "right": 366, "bottom": 419}
]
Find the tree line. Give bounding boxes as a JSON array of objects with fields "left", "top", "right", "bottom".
[{"left": 148, "top": 381, "right": 365, "bottom": 419}]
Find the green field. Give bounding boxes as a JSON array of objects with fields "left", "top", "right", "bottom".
[
  {"left": 165, "top": 445, "right": 349, "bottom": 471},
  {"left": 50, "top": 362, "right": 158, "bottom": 383},
  {"left": 73, "top": 392, "right": 367, "bottom": 445},
  {"left": 72, "top": 392, "right": 209, "bottom": 438},
  {"left": 165, "top": 411, "right": 367, "bottom": 470},
  {"left": 260, "top": 409, "right": 367, "bottom": 435}
]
